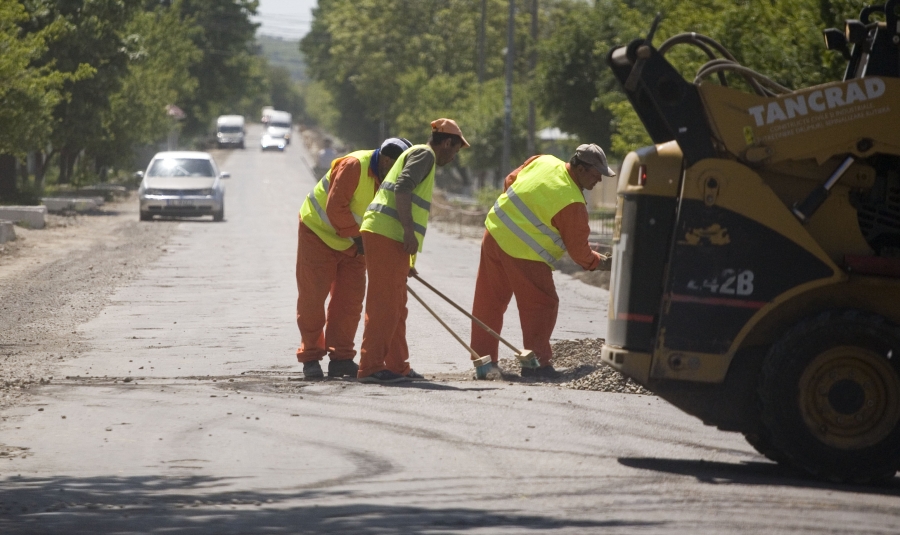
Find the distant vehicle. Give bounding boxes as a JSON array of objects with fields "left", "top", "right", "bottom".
[
  {"left": 138, "top": 151, "right": 228, "bottom": 222},
  {"left": 264, "top": 110, "right": 292, "bottom": 145},
  {"left": 216, "top": 115, "right": 245, "bottom": 149},
  {"left": 260, "top": 133, "right": 286, "bottom": 152}
]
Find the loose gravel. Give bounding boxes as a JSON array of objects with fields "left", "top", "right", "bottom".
[
  {"left": 0, "top": 196, "right": 177, "bottom": 411},
  {"left": 498, "top": 338, "right": 652, "bottom": 394}
]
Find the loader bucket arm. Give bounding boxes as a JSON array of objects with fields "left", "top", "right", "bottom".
[{"left": 607, "top": 39, "right": 719, "bottom": 167}]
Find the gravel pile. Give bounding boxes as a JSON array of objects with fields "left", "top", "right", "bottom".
[{"left": 534, "top": 338, "right": 651, "bottom": 394}]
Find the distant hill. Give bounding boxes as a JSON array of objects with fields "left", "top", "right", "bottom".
[{"left": 257, "top": 35, "right": 306, "bottom": 82}]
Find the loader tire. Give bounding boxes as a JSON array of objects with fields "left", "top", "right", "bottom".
[
  {"left": 743, "top": 428, "right": 790, "bottom": 466},
  {"left": 759, "top": 309, "right": 900, "bottom": 483}
]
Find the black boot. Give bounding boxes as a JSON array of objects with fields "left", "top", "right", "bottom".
[
  {"left": 328, "top": 359, "right": 359, "bottom": 378},
  {"left": 303, "top": 360, "right": 324, "bottom": 379}
]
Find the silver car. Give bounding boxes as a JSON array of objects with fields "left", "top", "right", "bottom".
[{"left": 138, "top": 151, "right": 228, "bottom": 222}]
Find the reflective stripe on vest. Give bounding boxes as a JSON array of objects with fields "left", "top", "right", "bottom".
[
  {"left": 299, "top": 150, "right": 375, "bottom": 251},
  {"left": 360, "top": 144, "right": 436, "bottom": 252},
  {"left": 379, "top": 181, "right": 432, "bottom": 211},
  {"left": 485, "top": 155, "right": 585, "bottom": 265}
]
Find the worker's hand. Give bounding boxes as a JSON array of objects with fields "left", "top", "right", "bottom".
[
  {"left": 408, "top": 267, "right": 418, "bottom": 278},
  {"left": 352, "top": 236, "right": 364, "bottom": 256},
  {"left": 596, "top": 253, "right": 613, "bottom": 272},
  {"left": 402, "top": 227, "right": 418, "bottom": 255}
]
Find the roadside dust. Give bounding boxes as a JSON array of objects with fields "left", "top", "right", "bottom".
[{"left": 0, "top": 194, "right": 177, "bottom": 411}]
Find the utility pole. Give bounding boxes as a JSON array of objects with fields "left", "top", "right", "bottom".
[
  {"left": 527, "top": 0, "right": 538, "bottom": 156},
  {"left": 501, "top": 0, "right": 515, "bottom": 178}
]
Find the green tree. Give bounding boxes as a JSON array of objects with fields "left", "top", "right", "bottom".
[
  {"left": 0, "top": 1, "right": 68, "bottom": 156},
  {"left": 301, "top": 0, "right": 531, "bottom": 154},
  {"left": 97, "top": 4, "right": 201, "bottom": 172},
  {"left": 0, "top": 0, "right": 75, "bottom": 199},
  {"left": 535, "top": 0, "right": 619, "bottom": 149},
  {"left": 22, "top": 0, "right": 135, "bottom": 185},
  {"left": 173, "top": 0, "right": 263, "bottom": 138}
]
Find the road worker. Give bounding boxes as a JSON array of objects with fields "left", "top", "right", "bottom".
[
  {"left": 296, "top": 137, "right": 413, "bottom": 378},
  {"left": 469, "top": 144, "right": 615, "bottom": 378},
  {"left": 356, "top": 119, "right": 469, "bottom": 384}
]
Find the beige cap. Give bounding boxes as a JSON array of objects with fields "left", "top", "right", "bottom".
[
  {"left": 431, "top": 118, "right": 470, "bottom": 147},
  {"left": 575, "top": 143, "right": 616, "bottom": 177}
]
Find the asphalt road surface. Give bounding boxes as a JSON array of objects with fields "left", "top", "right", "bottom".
[{"left": 1, "top": 125, "right": 898, "bottom": 534}]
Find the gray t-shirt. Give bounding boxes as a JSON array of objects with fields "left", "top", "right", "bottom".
[{"left": 394, "top": 148, "right": 435, "bottom": 193}]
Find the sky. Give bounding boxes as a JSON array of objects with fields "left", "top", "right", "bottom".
[{"left": 254, "top": 0, "right": 317, "bottom": 40}]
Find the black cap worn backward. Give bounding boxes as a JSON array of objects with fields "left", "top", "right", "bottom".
[
  {"left": 575, "top": 143, "right": 616, "bottom": 177},
  {"left": 380, "top": 137, "right": 413, "bottom": 160}
]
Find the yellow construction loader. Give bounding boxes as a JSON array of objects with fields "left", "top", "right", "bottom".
[{"left": 603, "top": 2, "right": 900, "bottom": 483}]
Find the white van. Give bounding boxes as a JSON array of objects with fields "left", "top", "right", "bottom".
[
  {"left": 216, "top": 115, "right": 245, "bottom": 149},
  {"left": 264, "top": 110, "right": 292, "bottom": 145}
]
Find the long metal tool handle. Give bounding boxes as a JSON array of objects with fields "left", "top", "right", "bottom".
[
  {"left": 412, "top": 274, "right": 520, "bottom": 354},
  {"left": 407, "top": 285, "right": 482, "bottom": 360},
  {"left": 792, "top": 156, "right": 854, "bottom": 223}
]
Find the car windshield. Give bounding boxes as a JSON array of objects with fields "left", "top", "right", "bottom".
[
  {"left": 218, "top": 126, "right": 242, "bottom": 133},
  {"left": 147, "top": 158, "right": 215, "bottom": 177},
  {"left": 270, "top": 122, "right": 290, "bottom": 129}
]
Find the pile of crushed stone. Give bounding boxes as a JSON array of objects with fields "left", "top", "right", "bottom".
[{"left": 511, "top": 338, "right": 652, "bottom": 394}]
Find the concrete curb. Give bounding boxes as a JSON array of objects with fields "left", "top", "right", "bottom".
[
  {"left": 41, "top": 197, "right": 103, "bottom": 212},
  {"left": 0, "top": 219, "right": 15, "bottom": 243},
  {"left": 0, "top": 206, "right": 46, "bottom": 229}
]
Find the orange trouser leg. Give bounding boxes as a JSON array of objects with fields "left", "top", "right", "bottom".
[
  {"left": 471, "top": 231, "right": 514, "bottom": 362},
  {"left": 472, "top": 231, "right": 558, "bottom": 366},
  {"left": 325, "top": 246, "right": 367, "bottom": 361},
  {"left": 358, "top": 231, "right": 411, "bottom": 377},
  {"left": 295, "top": 220, "right": 365, "bottom": 363}
]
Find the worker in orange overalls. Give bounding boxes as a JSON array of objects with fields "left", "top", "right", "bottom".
[
  {"left": 296, "top": 137, "right": 413, "bottom": 378},
  {"left": 469, "top": 144, "right": 615, "bottom": 379},
  {"left": 356, "top": 119, "right": 469, "bottom": 384}
]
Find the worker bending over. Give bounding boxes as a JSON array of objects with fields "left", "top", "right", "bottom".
[
  {"left": 296, "top": 137, "right": 413, "bottom": 378},
  {"left": 470, "top": 144, "right": 614, "bottom": 378},
  {"left": 356, "top": 119, "right": 469, "bottom": 384}
]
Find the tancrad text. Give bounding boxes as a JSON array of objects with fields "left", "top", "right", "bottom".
[{"left": 747, "top": 78, "right": 886, "bottom": 127}]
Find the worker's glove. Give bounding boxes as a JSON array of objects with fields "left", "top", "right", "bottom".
[
  {"left": 597, "top": 253, "right": 613, "bottom": 272},
  {"left": 353, "top": 236, "right": 364, "bottom": 256}
]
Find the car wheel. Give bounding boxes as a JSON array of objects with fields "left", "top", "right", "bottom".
[
  {"left": 140, "top": 211, "right": 152, "bottom": 222},
  {"left": 759, "top": 309, "right": 900, "bottom": 483},
  {"left": 213, "top": 209, "right": 224, "bottom": 222}
]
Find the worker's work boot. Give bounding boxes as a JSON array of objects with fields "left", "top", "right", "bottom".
[
  {"left": 327, "top": 359, "right": 358, "bottom": 378},
  {"left": 303, "top": 360, "right": 324, "bottom": 379},
  {"left": 520, "top": 364, "right": 561, "bottom": 380},
  {"left": 358, "top": 370, "right": 409, "bottom": 384},
  {"left": 405, "top": 369, "right": 427, "bottom": 381}
]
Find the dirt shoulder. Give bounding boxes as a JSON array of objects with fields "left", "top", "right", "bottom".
[{"left": 0, "top": 194, "right": 178, "bottom": 411}]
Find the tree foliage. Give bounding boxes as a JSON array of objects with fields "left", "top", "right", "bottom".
[
  {"left": 0, "top": 0, "right": 75, "bottom": 157},
  {"left": 0, "top": 0, "right": 276, "bottom": 192},
  {"left": 301, "top": 0, "right": 536, "bottom": 170},
  {"left": 170, "top": 0, "right": 263, "bottom": 137},
  {"left": 99, "top": 5, "right": 201, "bottom": 170}
]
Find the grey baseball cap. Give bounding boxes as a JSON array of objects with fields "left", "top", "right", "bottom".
[{"left": 575, "top": 143, "right": 616, "bottom": 177}]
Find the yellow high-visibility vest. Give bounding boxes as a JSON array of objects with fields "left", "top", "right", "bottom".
[
  {"left": 485, "top": 155, "right": 585, "bottom": 266},
  {"left": 360, "top": 145, "right": 435, "bottom": 252},
  {"left": 299, "top": 150, "right": 375, "bottom": 251}
]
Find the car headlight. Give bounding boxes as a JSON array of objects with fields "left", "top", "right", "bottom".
[
  {"left": 200, "top": 189, "right": 214, "bottom": 196},
  {"left": 144, "top": 188, "right": 164, "bottom": 196}
]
